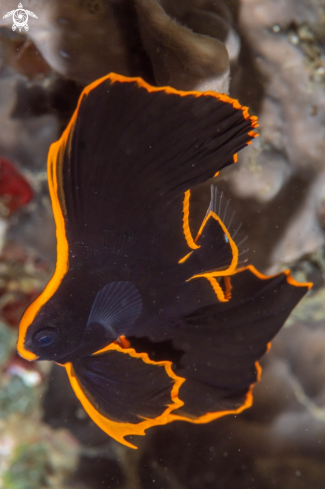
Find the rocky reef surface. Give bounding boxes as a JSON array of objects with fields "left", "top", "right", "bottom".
[{"left": 0, "top": 0, "right": 324, "bottom": 487}]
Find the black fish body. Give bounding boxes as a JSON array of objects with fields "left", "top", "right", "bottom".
[{"left": 18, "top": 74, "right": 311, "bottom": 447}]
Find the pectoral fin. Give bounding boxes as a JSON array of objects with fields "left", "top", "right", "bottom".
[{"left": 87, "top": 281, "right": 143, "bottom": 338}]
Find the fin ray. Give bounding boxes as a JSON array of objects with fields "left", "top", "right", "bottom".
[
  {"left": 58, "top": 74, "right": 257, "bottom": 263},
  {"left": 87, "top": 281, "right": 142, "bottom": 338}
]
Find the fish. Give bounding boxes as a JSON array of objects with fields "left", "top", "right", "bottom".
[{"left": 17, "top": 73, "right": 311, "bottom": 448}]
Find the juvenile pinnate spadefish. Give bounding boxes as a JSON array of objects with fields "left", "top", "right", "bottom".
[{"left": 17, "top": 73, "right": 311, "bottom": 448}]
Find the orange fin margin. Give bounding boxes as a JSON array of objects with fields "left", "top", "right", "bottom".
[
  {"left": 18, "top": 72, "right": 259, "bottom": 360},
  {"left": 64, "top": 343, "right": 185, "bottom": 449},
  {"left": 182, "top": 190, "right": 200, "bottom": 250},
  {"left": 168, "top": 360, "right": 262, "bottom": 424},
  {"left": 185, "top": 209, "right": 239, "bottom": 302}
]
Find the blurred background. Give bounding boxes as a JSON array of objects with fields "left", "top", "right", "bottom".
[{"left": 0, "top": 0, "right": 325, "bottom": 487}]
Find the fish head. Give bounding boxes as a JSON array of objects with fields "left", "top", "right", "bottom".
[
  {"left": 17, "top": 279, "right": 117, "bottom": 363},
  {"left": 18, "top": 275, "right": 143, "bottom": 363}
]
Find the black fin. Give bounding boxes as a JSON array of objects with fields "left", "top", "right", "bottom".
[
  {"left": 58, "top": 75, "right": 257, "bottom": 263},
  {"left": 179, "top": 185, "right": 246, "bottom": 283},
  {"left": 87, "top": 281, "right": 142, "bottom": 337},
  {"left": 138, "top": 267, "right": 310, "bottom": 418},
  {"left": 72, "top": 347, "right": 174, "bottom": 424},
  {"left": 172, "top": 268, "right": 309, "bottom": 418},
  {"left": 181, "top": 214, "right": 234, "bottom": 276},
  {"left": 159, "top": 275, "right": 221, "bottom": 320}
]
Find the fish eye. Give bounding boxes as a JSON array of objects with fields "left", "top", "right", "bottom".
[{"left": 32, "top": 328, "right": 59, "bottom": 348}]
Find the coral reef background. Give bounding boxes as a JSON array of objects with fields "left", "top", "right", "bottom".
[{"left": 0, "top": 0, "right": 325, "bottom": 487}]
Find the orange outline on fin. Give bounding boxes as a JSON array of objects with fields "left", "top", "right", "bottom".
[
  {"left": 17, "top": 120, "right": 73, "bottom": 360},
  {"left": 167, "top": 259, "right": 311, "bottom": 425},
  {"left": 64, "top": 343, "right": 185, "bottom": 449},
  {"left": 168, "top": 360, "right": 262, "bottom": 424},
  {"left": 185, "top": 209, "right": 239, "bottom": 302},
  {"left": 179, "top": 188, "right": 239, "bottom": 302},
  {"left": 236, "top": 264, "right": 313, "bottom": 290},
  {"left": 18, "top": 72, "right": 258, "bottom": 360},
  {"left": 178, "top": 251, "right": 193, "bottom": 264},
  {"left": 182, "top": 190, "right": 200, "bottom": 250},
  {"left": 205, "top": 276, "right": 229, "bottom": 302}
]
